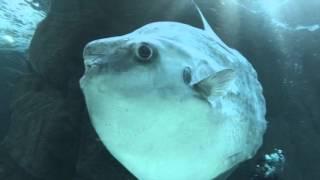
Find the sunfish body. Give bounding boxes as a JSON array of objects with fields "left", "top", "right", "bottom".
[{"left": 80, "top": 6, "right": 266, "bottom": 180}]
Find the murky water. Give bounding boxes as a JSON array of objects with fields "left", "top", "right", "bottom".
[{"left": 0, "top": 0, "right": 319, "bottom": 180}]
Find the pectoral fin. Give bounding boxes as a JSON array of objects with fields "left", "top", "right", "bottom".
[{"left": 193, "top": 69, "right": 235, "bottom": 98}]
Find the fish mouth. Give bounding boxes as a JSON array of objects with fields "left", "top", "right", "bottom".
[{"left": 84, "top": 55, "right": 107, "bottom": 70}]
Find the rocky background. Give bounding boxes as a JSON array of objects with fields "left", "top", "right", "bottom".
[{"left": 0, "top": 0, "right": 319, "bottom": 180}]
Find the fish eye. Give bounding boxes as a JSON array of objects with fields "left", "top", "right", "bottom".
[
  {"left": 135, "top": 43, "right": 153, "bottom": 62},
  {"left": 183, "top": 67, "right": 192, "bottom": 84}
]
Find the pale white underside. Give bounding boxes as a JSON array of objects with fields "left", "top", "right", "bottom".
[{"left": 82, "top": 77, "right": 251, "bottom": 180}]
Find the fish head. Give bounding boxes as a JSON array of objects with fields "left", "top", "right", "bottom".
[{"left": 80, "top": 31, "right": 195, "bottom": 99}]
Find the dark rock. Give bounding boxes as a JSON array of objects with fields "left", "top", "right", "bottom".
[{"left": 0, "top": 50, "right": 27, "bottom": 141}]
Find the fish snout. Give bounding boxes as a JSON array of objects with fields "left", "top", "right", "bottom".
[
  {"left": 83, "top": 38, "right": 133, "bottom": 73},
  {"left": 83, "top": 40, "right": 110, "bottom": 67}
]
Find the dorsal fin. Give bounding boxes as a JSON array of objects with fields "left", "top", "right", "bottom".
[{"left": 191, "top": 0, "right": 223, "bottom": 43}]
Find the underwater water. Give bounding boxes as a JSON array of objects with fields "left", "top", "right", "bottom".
[{"left": 0, "top": 0, "right": 319, "bottom": 180}]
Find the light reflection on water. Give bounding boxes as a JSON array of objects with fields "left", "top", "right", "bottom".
[{"left": 0, "top": 0, "right": 46, "bottom": 51}]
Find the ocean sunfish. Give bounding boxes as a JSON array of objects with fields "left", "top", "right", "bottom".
[{"left": 80, "top": 4, "right": 266, "bottom": 180}]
